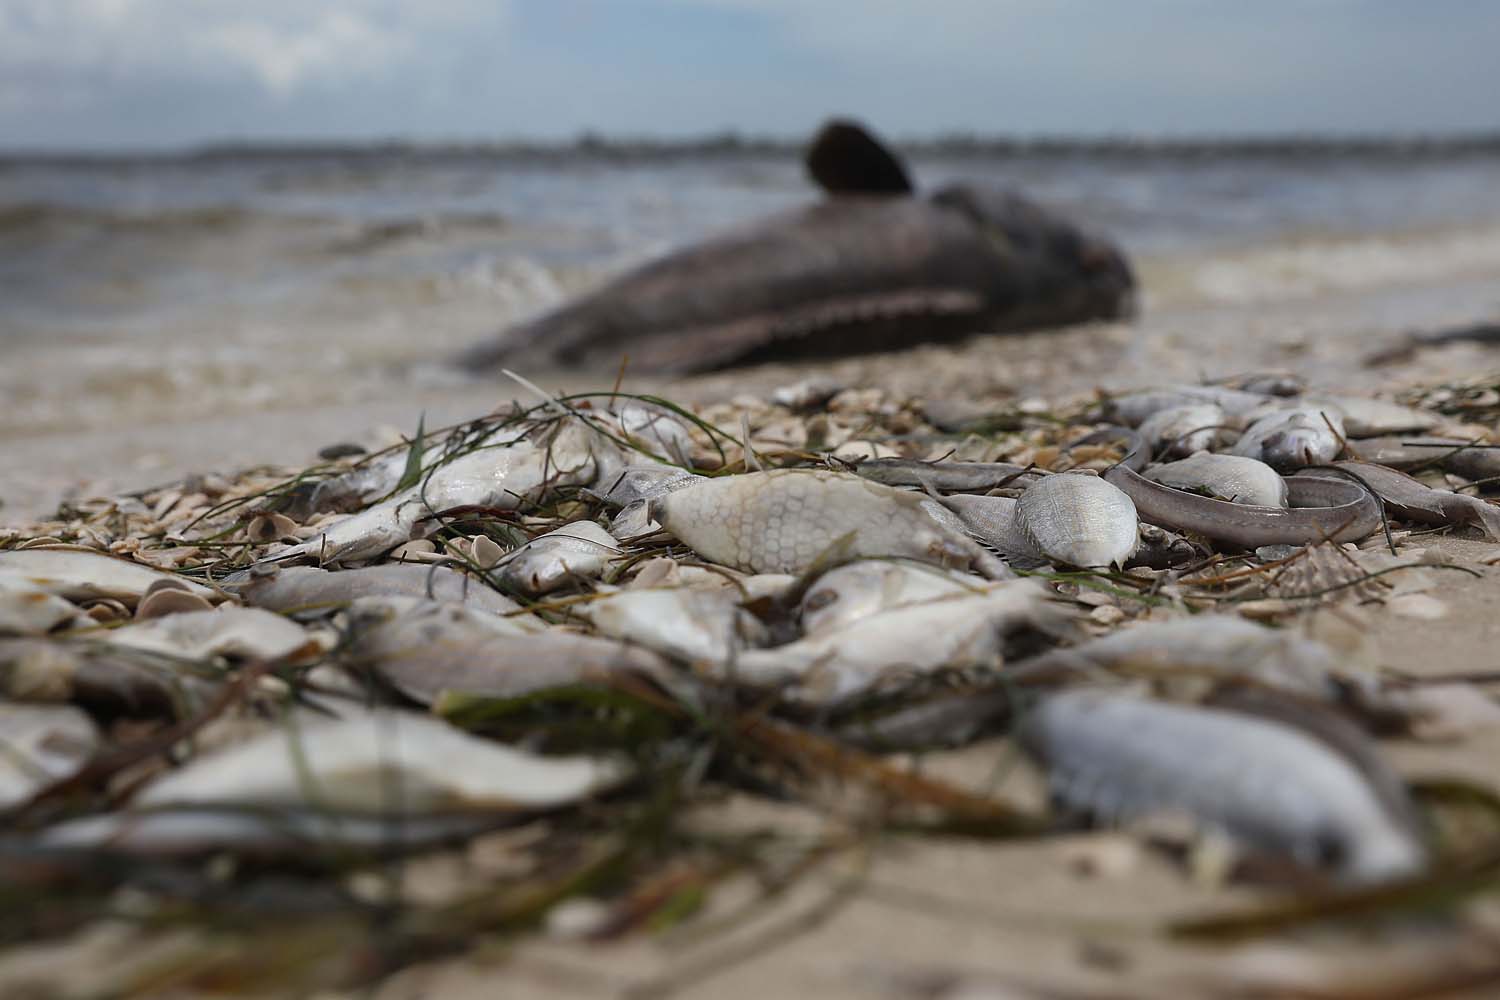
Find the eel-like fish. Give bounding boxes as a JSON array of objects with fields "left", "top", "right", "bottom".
[{"left": 453, "top": 120, "right": 1135, "bottom": 373}]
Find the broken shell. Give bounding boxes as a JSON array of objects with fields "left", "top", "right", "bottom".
[{"left": 134, "top": 587, "right": 217, "bottom": 620}]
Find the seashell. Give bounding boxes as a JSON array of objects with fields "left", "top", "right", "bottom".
[
  {"left": 468, "top": 534, "right": 506, "bottom": 569},
  {"left": 134, "top": 587, "right": 217, "bottom": 619},
  {"left": 1014, "top": 473, "right": 1139, "bottom": 568},
  {"left": 653, "top": 469, "right": 1008, "bottom": 578},
  {"left": 1021, "top": 689, "right": 1426, "bottom": 884},
  {"left": 246, "top": 512, "right": 300, "bottom": 544},
  {"left": 390, "top": 539, "right": 439, "bottom": 562}
]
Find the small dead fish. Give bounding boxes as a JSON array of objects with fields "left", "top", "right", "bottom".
[
  {"left": 799, "top": 561, "right": 988, "bottom": 635},
  {"left": 287, "top": 423, "right": 596, "bottom": 566},
  {"left": 1307, "top": 396, "right": 1443, "bottom": 437},
  {"left": 42, "top": 710, "right": 628, "bottom": 854},
  {"left": 1105, "top": 385, "right": 1270, "bottom": 426},
  {"left": 235, "top": 564, "right": 520, "bottom": 615},
  {"left": 496, "top": 521, "right": 620, "bottom": 596},
  {"left": 580, "top": 586, "right": 770, "bottom": 665},
  {"left": 1137, "top": 404, "right": 1231, "bottom": 459},
  {"left": 0, "top": 638, "right": 198, "bottom": 717},
  {"left": 653, "top": 469, "right": 1008, "bottom": 577},
  {"left": 727, "top": 579, "right": 1063, "bottom": 706},
  {"left": 0, "top": 703, "right": 99, "bottom": 810},
  {"left": 586, "top": 465, "right": 704, "bottom": 508},
  {"left": 1324, "top": 461, "right": 1500, "bottom": 541},
  {"left": 346, "top": 600, "right": 670, "bottom": 705},
  {"left": 1014, "top": 473, "right": 1139, "bottom": 568},
  {"left": 0, "top": 548, "right": 217, "bottom": 606},
  {"left": 0, "top": 582, "right": 84, "bottom": 636},
  {"left": 1146, "top": 453, "right": 1288, "bottom": 507},
  {"left": 1230, "top": 408, "right": 1345, "bottom": 471},
  {"left": 1016, "top": 614, "right": 1342, "bottom": 699},
  {"left": 1021, "top": 689, "right": 1426, "bottom": 884},
  {"left": 105, "top": 607, "right": 314, "bottom": 663},
  {"left": 1354, "top": 436, "right": 1500, "bottom": 482}
]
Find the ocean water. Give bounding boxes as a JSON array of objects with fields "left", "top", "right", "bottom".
[{"left": 4, "top": 142, "right": 1500, "bottom": 437}]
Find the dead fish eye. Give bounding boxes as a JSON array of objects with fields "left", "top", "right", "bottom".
[{"left": 803, "top": 590, "right": 838, "bottom": 612}]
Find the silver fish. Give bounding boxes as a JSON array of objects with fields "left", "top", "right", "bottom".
[
  {"left": 799, "top": 561, "right": 988, "bottom": 635},
  {"left": 1145, "top": 453, "right": 1288, "bottom": 507},
  {"left": 236, "top": 564, "right": 521, "bottom": 615},
  {"left": 652, "top": 469, "right": 1009, "bottom": 577},
  {"left": 0, "top": 703, "right": 98, "bottom": 810},
  {"left": 1230, "top": 407, "right": 1346, "bottom": 470},
  {"left": 0, "top": 548, "right": 217, "bottom": 606},
  {"left": 1105, "top": 385, "right": 1270, "bottom": 427},
  {"left": 1014, "top": 473, "right": 1139, "bottom": 568},
  {"left": 497, "top": 521, "right": 621, "bottom": 596},
  {"left": 726, "top": 578, "right": 1063, "bottom": 706},
  {"left": 1021, "top": 689, "right": 1426, "bottom": 884},
  {"left": 1137, "top": 403, "right": 1231, "bottom": 459}
]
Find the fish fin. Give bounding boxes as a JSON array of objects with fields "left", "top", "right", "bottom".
[{"left": 805, "top": 119, "right": 914, "bottom": 196}]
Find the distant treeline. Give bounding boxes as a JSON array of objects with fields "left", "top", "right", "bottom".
[{"left": 7, "top": 130, "right": 1500, "bottom": 166}]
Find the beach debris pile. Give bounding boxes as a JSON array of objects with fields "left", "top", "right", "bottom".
[{"left": 4, "top": 371, "right": 1500, "bottom": 992}]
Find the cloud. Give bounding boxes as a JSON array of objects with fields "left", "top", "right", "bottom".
[{"left": 0, "top": 0, "right": 509, "bottom": 108}]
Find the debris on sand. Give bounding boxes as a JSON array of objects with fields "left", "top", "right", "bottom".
[{"left": 3, "top": 372, "right": 1500, "bottom": 995}]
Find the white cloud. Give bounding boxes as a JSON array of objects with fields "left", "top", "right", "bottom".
[{"left": 0, "top": 0, "right": 509, "bottom": 108}]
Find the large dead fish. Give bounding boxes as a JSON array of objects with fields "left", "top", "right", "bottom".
[{"left": 452, "top": 120, "right": 1135, "bottom": 373}]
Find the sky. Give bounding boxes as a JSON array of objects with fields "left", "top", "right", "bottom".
[{"left": 2, "top": 0, "right": 1498, "bottom": 150}]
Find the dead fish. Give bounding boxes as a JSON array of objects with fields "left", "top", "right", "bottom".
[
  {"left": 937, "top": 494, "right": 1045, "bottom": 568},
  {"left": 1137, "top": 404, "right": 1231, "bottom": 459},
  {"left": 1323, "top": 461, "right": 1500, "bottom": 541},
  {"left": 105, "top": 607, "right": 313, "bottom": 662},
  {"left": 0, "top": 638, "right": 197, "bottom": 717},
  {"left": 451, "top": 119, "right": 1133, "bottom": 374},
  {"left": 0, "top": 582, "right": 84, "bottom": 636},
  {"left": 1015, "top": 614, "right": 1342, "bottom": 699},
  {"left": 286, "top": 423, "right": 596, "bottom": 566},
  {"left": 235, "top": 564, "right": 520, "bottom": 615},
  {"left": 1145, "top": 453, "right": 1288, "bottom": 507},
  {"left": 1014, "top": 473, "right": 1139, "bottom": 568},
  {"left": 42, "top": 710, "right": 629, "bottom": 854},
  {"left": 1354, "top": 436, "right": 1500, "bottom": 483},
  {"left": 1105, "top": 385, "right": 1271, "bottom": 427},
  {"left": 726, "top": 579, "right": 1064, "bottom": 706},
  {"left": 1021, "top": 689, "right": 1426, "bottom": 884},
  {"left": 496, "top": 521, "right": 620, "bottom": 596},
  {"left": 0, "top": 548, "right": 217, "bottom": 606},
  {"left": 652, "top": 469, "right": 1009, "bottom": 578},
  {"left": 0, "top": 703, "right": 99, "bottom": 810},
  {"left": 799, "top": 561, "right": 988, "bottom": 635},
  {"left": 580, "top": 586, "right": 770, "bottom": 665},
  {"left": 1306, "top": 396, "right": 1443, "bottom": 437},
  {"left": 346, "top": 602, "right": 670, "bottom": 705},
  {"left": 1230, "top": 408, "right": 1346, "bottom": 470},
  {"left": 587, "top": 465, "right": 704, "bottom": 508}
]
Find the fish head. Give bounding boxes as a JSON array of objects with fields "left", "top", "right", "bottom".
[{"left": 931, "top": 183, "right": 1136, "bottom": 322}]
